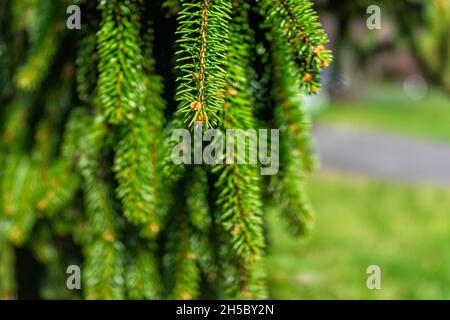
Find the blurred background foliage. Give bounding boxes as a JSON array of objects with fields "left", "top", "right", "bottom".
[{"left": 267, "top": 0, "right": 449, "bottom": 299}]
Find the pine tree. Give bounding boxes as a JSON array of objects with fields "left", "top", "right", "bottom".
[{"left": 0, "top": 0, "right": 331, "bottom": 299}]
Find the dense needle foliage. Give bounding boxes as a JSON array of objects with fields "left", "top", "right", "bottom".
[{"left": 0, "top": 0, "right": 331, "bottom": 299}]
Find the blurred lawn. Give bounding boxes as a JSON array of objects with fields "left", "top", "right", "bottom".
[
  {"left": 267, "top": 173, "right": 450, "bottom": 299},
  {"left": 316, "top": 86, "right": 450, "bottom": 142}
]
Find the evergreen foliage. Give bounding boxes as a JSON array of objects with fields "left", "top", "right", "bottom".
[{"left": 0, "top": 0, "right": 331, "bottom": 299}]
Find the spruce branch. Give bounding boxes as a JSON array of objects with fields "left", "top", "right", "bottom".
[
  {"left": 126, "top": 241, "right": 163, "bottom": 299},
  {"left": 35, "top": 108, "right": 85, "bottom": 217},
  {"left": 271, "top": 35, "right": 315, "bottom": 236},
  {"left": 97, "top": 0, "right": 146, "bottom": 124},
  {"left": 78, "top": 117, "right": 126, "bottom": 299},
  {"left": 165, "top": 217, "right": 201, "bottom": 300},
  {"left": 0, "top": 241, "right": 16, "bottom": 299},
  {"left": 186, "top": 166, "right": 216, "bottom": 282},
  {"left": 0, "top": 155, "right": 39, "bottom": 246},
  {"left": 114, "top": 79, "right": 167, "bottom": 232},
  {"left": 76, "top": 0, "right": 99, "bottom": 104},
  {"left": 213, "top": 6, "right": 265, "bottom": 261},
  {"left": 175, "top": 0, "right": 232, "bottom": 127},
  {"left": 14, "top": 1, "right": 66, "bottom": 91},
  {"left": 259, "top": 0, "right": 332, "bottom": 94}
]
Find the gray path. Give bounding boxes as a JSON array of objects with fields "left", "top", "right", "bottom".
[{"left": 313, "top": 125, "right": 450, "bottom": 186}]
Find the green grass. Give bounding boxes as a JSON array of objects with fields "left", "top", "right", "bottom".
[
  {"left": 267, "top": 173, "right": 450, "bottom": 299},
  {"left": 316, "top": 86, "right": 450, "bottom": 142}
]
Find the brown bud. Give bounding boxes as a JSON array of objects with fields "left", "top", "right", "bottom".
[
  {"left": 103, "top": 231, "right": 115, "bottom": 243},
  {"left": 313, "top": 45, "right": 325, "bottom": 55},
  {"left": 181, "top": 292, "right": 192, "bottom": 300},
  {"left": 190, "top": 101, "right": 203, "bottom": 111},
  {"left": 290, "top": 124, "right": 300, "bottom": 134},
  {"left": 227, "top": 87, "right": 238, "bottom": 96},
  {"left": 320, "top": 60, "right": 329, "bottom": 69},
  {"left": 150, "top": 223, "right": 160, "bottom": 234},
  {"left": 303, "top": 73, "right": 313, "bottom": 83},
  {"left": 231, "top": 224, "right": 241, "bottom": 236},
  {"left": 197, "top": 113, "right": 206, "bottom": 123},
  {"left": 37, "top": 192, "right": 53, "bottom": 211},
  {"left": 37, "top": 199, "right": 47, "bottom": 211}
]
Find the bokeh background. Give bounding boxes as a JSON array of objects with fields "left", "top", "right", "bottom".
[{"left": 267, "top": 0, "right": 450, "bottom": 299}]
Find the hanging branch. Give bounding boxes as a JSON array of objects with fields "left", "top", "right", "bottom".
[
  {"left": 211, "top": 5, "right": 267, "bottom": 299},
  {"left": 78, "top": 117, "right": 126, "bottom": 299},
  {"left": 260, "top": 0, "right": 332, "bottom": 94},
  {"left": 175, "top": 0, "right": 232, "bottom": 127},
  {"left": 271, "top": 34, "right": 315, "bottom": 236},
  {"left": 96, "top": 0, "right": 146, "bottom": 124},
  {"left": 14, "top": 1, "right": 66, "bottom": 92}
]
